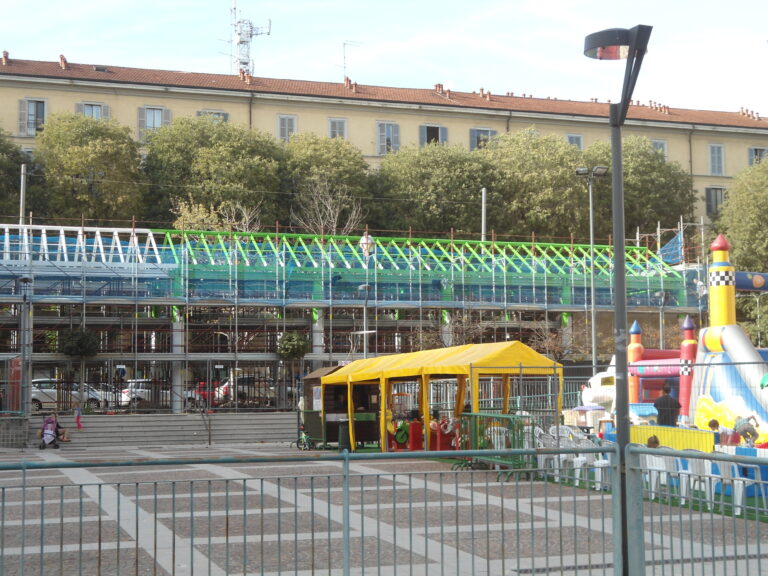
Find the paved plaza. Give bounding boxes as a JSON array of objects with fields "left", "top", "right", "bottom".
[{"left": 0, "top": 442, "right": 762, "bottom": 575}]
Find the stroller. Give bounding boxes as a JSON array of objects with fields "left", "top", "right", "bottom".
[{"left": 39, "top": 414, "right": 60, "bottom": 450}]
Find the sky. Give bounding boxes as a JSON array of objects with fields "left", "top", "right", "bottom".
[{"left": 2, "top": 0, "right": 766, "bottom": 113}]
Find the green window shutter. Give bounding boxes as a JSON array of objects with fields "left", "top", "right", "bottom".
[
  {"left": 102, "top": 105, "right": 110, "bottom": 119},
  {"left": 137, "top": 106, "right": 146, "bottom": 139},
  {"left": 392, "top": 124, "right": 400, "bottom": 151},
  {"left": 439, "top": 126, "right": 448, "bottom": 143},
  {"left": 18, "top": 100, "right": 27, "bottom": 136},
  {"left": 162, "top": 108, "right": 172, "bottom": 125},
  {"left": 75, "top": 102, "right": 84, "bottom": 115},
  {"left": 419, "top": 125, "right": 427, "bottom": 147}
]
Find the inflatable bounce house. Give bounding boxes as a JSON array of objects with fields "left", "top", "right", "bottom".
[
  {"left": 583, "top": 234, "right": 768, "bottom": 451},
  {"left": 688, "top": 235, "right": 768, "bottom": 447}
]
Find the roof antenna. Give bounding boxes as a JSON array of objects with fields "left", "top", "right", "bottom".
[
  {"left": 231, "top": 0, "right": 271, "bottom": 76},
  {"left": 342, "top": 40, "right": 362, "bottom": 80}
]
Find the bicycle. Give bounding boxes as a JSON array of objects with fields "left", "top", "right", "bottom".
[{"left": 293, "top": 424, "right": 316, "bottom": 451}]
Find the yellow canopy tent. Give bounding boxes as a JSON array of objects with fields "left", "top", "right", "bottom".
[{"left": 321, "top": 341, "right": 562, "bottom": 451}]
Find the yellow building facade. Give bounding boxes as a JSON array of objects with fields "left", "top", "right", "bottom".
[{"left": 1, "top": 52, "right": 767, "bottom": 221}]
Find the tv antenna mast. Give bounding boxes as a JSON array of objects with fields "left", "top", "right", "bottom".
[
  {"left": 231, "top": 0, "right": 271, "bottom": 75},
  {"left": 343, "top": 40, "right": 362, "bottom": 79}
]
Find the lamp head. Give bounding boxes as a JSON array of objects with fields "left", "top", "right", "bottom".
[
  {"left": 592, "top": 166, "right": 609, "bottom": 176},
  {"left": 584, "top": 28, "right": 632, "bottom": 60},
  {"left": 575, "top": 167, "right": 590, "bottom": 176}
]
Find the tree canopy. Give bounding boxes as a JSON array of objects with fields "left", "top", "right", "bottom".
[
  {"left": 582, "top": 136, "right": 695, "bottom": 239},
  {"left": 477, "top": 129, "right": 584, "bottom": 240},
  {"left": 143, "top": 117, "right": 284, "bottom": 227},
  {"left": 283, "top": 133, "right": 370, "bottom": 235},
  {"left": 33, "top": 114, "right": 146, "bottom": 225},
  {"left": 718, "top": 160, "right": 768, "bottom": 272},
  {"left": 376, "top": 143, "right": 489, "bottom": 236},
  {"left": 0, "top": 130, "right": 29, "bottom": 220},
  {"left": 0, "top": 114, "right": 702, "bottom": 241}
]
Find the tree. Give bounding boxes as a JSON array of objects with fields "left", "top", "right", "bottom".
[
  {"left": 283, "top": 133, "right": 370, "bottom": 234},
  {"left": 33, "top": 114, "right": 146, "bottom": 225},
  {"left": 144, "top": 117, "right": 284, "bottom": 227},
  {"left": 718, "top": 160, "right": 768, "bottom": 272},
  {"left": 277, "top": 332, "right": 310, "bottom": 400},
  {"left": 290, "top": 178, "right": 363, "bottom": 236},
  {"left": 59, "top": 327, "right": 100, "bottom": 389},
  {"left": 582, "top": 136, "right": 696, "bottom": 240},
  {"left": 0, "top": 131, "right": 30, "bottom": 220},
  {"left": 718, "top": 160, "right": 768, "bottom": 344},
  {"left": 171, "top": 198, "right": 264, "bottom": 233},
  {"left": 376, "top": 143, "right": 489, "bottom": 236},
  {"left": 477, "top": 129, "right": 584, "bottom": 240}
]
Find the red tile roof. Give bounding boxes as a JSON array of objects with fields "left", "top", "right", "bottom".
[{"left": 1, "top": 55, "right": 765, "bottom": 130}]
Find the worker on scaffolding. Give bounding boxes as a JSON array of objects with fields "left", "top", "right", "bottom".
[{"left": 358, "top": 229, "right": 375, "bottom": 263}]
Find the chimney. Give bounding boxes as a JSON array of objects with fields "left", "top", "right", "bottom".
[
  {"left": 59, "top": 54, "right": 68, "bottom": 70},
  {"left": 445, "top": 89, "right": 451, "bottom": 99},
  {"left": 479, "top": 87, "right": 484, "bottom": 97},
  {"left": 344, "top": 76, "right": 351, "bottom": 89},
  {"left": 245, "top": 73, "right": 252, "bottom": 85},
  {"left": 1, "top": 51, "right": 8, "bottom": 66},
  {"left": 485, "top": 91, "right": 491, "bottom": 101},
  {"left": 239, "top": 68, "right": 245, "bottom": 81},
  {"left": 352, "top": 82, "right": 358, "bottom": 93}
]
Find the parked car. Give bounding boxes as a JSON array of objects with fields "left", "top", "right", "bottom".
[
  {"left": 185, "top": 380, "right": 230, "bottom": 408},
  {"left": 29, "top": 379, "right": 102, "bottom": 411},
  {"left": 119, "top": 379, "right": 171, "bottom": 408},
  {"left": 89, "top": 383, "right": 121, "bottom": 408}
]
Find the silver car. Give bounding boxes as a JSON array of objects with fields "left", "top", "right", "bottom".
[
  {"left": 119, "top": 379, "right": 171, "bottom": 408},
  {"left": 29, "top": 379, "right": 102, "bottom": 411}
]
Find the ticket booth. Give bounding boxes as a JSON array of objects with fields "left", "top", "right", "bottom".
[{"left": 322, "top": 380, "right": 381, "bottom": 448}]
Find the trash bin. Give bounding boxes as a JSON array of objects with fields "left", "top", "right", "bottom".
[{"left": 338, "top": 420, "right": 351, "bottom": 452}]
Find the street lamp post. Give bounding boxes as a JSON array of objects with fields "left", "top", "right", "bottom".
[
  {"left": 481, "top": 187, "right": 487, "bottom": 242},
  {"left": 358, "top": 283, "right": 372, "bottom": 358},
  {"left": 584, "top": 24, "right": 652, "bottom": 576},
  {"left": 576, "top": 166, "right": 609, "bottom": 375}
]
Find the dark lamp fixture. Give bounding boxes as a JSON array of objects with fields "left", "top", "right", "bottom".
[
  {"left": 584, "top": 28, "right": 632, "bottom": 60},
  {"left": 575, "top": 166, "right": 609, "bottom": 177}
]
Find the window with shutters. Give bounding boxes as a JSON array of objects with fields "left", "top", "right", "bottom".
[
  {"left": 470, "top": 128, "right": 497, "bottom": 151},
  {"left": 278, "top": 115, "right": 297, "bottom": 141},
  {"left": 329, "top": 118, "right": 347, "bottom": 139},
  {"left": 567, "top": 134, "right": 583, "bottom": 149},
  {"left": 137, "top": 106, "right": 171, "bottom": 139},
  {"left": 749, "top": 147, "right": 768, "bottom": 166},
  {"left": 76, "top": 102, "right": 110, "bottom": 119},
  {"left": 18, "top": 99, "right": 46, "bottom": 137},
  {"left": 651, "top": 139, "right": 668, "bottom": 158},
  {"left": 419, "top": 125, "right": 447, "bottom": 146},
  {"left": 709, "top": 144, "right": 724, "bottom": 176},
  {"left": 197, "top": 110, "right": 229, "bottom": 122},
  {"left": 705, "top": 187, "right": 725, "bottom": 216},
  {"left": 377, "top": 122, "right": 400, "bottom": 155}
]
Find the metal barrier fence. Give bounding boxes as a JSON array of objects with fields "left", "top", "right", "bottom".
[{"left": 0, "top": 441, "right": 765, "bottom": 575}]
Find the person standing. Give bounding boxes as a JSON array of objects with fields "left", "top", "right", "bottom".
[
  {"left": 358, "top": 230, "right": 375, "bottom": 259},
  {"left": 653, "top": 385, "right": 681, "bottom": 427}
]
